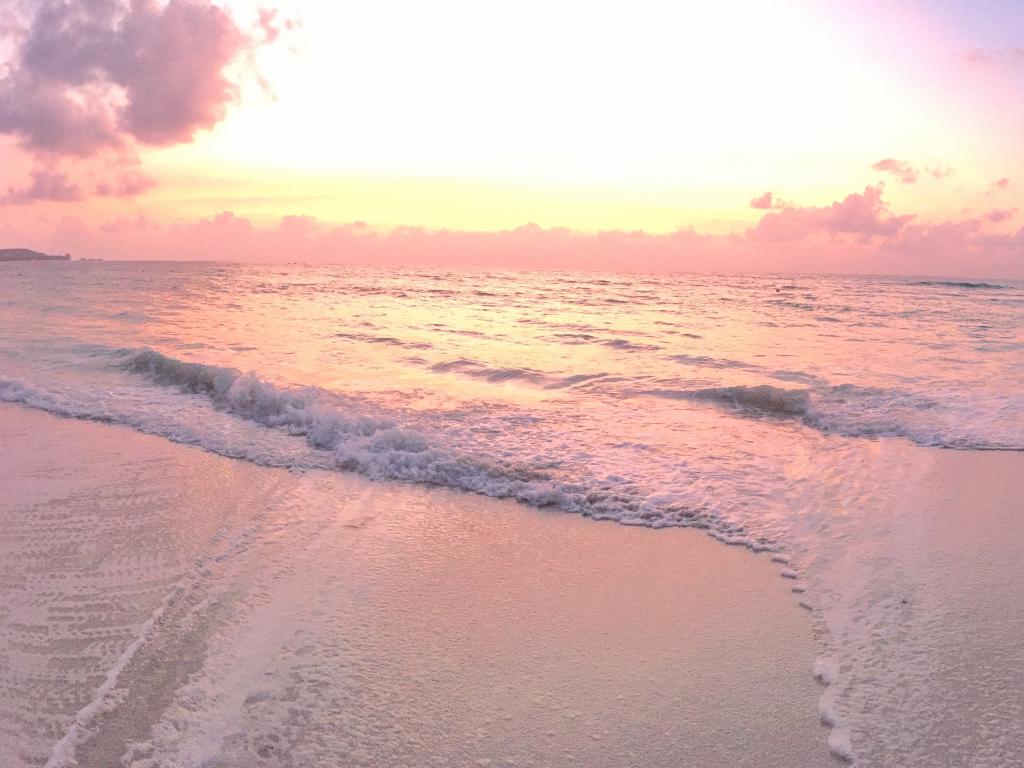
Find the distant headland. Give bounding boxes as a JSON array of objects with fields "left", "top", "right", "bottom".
[{"left": 0, "top": 248, "right": 71, "bottom": 262}]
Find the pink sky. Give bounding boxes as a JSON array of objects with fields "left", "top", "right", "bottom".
[{"left": 1, "top": 0, "right": 1023, "bottom": 277}]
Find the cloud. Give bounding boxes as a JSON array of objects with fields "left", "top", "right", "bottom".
[
  {"left": 985, "top": 208, "right": 1017, "bottom": 223},
  {"left": 872, "top": 158, "right": 918, "bottom": 184},
  {"left": 257, "top": 8, "right": 298, "bottom": 45},
  {"left": 0, "top": 1, "right": 286, "bottom": 204},
  {"left": 985, "top": 177, "right": 1011, "bottom": 196},
  {"left": 6, "top": 185, "right": 1022, "bottom": 278},
  {"left": 750, "top": 191, "right": 775, "bottom": 209},
  {"left": 0, "top": 0, "right": 275, "bottom": 157},
  {"left": 95, "top": 170, "right": 157, "bottom": 198},
  {"left": 748, "top": 185, "right": 914, "bottom": 243},
  {"left": 1, "top": 169, "right": 82, "bottom": 204},
  {"left": 966, "top": 47, "right": 1024, "bottom": 66},
  {"left": 101, "top": 213, "right": 159, "bottom": 234},
  {"left": 38, "top": 211, "right": 723, "bottom": 272},
  {"left": 878, "top": 216, "right": 1024, "bottom": 278},
  {"left": 871, "top": 159, "right": 953, "bottom": 185}
]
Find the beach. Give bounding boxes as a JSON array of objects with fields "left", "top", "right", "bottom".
[
  {"left": 0, "top": 403, "right": 834, "bottom": 767},
  {"left": 806, "top": 445, "right": 1024, "bottom": 766},
  {"left": 3, "top": 0, "right": 1024, "bottom": 762}
]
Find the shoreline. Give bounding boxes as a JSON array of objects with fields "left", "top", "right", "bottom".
[{"left": 0, "top": 403, "right": 834, "bottom": 767}]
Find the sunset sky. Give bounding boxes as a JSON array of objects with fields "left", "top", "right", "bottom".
[{"left": 1, "top": 0, "right": 1023, "bottom": 275}]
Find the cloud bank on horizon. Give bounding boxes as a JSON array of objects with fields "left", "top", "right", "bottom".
[
  {"left": 6, "top": 181, "right": 1015, "bottom": 279},
  {"left": 0, "top": 0, "right": 1022, "bottom": 277}
]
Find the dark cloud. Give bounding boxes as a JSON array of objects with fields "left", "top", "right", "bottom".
[
  {"left": 1, "top": 169, "right": 83, "bottom": 204},
  {"left": 0, "top": 0, "right": 271, "bottom": 156}
]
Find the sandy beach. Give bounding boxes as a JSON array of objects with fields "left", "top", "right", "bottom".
[
  {"left": 805, "top": 444, "right": 1024, "bottom": 766},
  {"left": 0, "top": 403, "right": 834, "bottom": 767}
]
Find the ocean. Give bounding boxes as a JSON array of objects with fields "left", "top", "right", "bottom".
[{"left": 2, "top": 260, "right": 1023, "bottom": 766}]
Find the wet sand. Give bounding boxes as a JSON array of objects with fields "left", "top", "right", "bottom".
[
  {"left": 807, "top": 445, "right": 1024, "bottom": 766},
  {"left": 0, "top": 403, "right": 832, "bottom": 767}
]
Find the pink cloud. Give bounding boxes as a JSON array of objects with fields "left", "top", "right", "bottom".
[
  {"left": 985, "top": 177, "right": 1011, "bottom": 197},
  {"left": 5, "top": 186, "right": 1022, "bottom": 279},
  {"left": 1, "top": 169, "right": 82, "bottom": 205},
  {"left": 985, "top": 208, "right": 1017, "bottom": 223},
  {"left": 101, "top": 214, "right": 159, "bottom": 234},
  {"left": 872, "top": 158, "right": 918, "bottom": 184},
  {"left": 95, "top": 171, "right": 157, "bottom": 198},
  {"left": 879, "top": 217, "right": 1024, "bottom": 278},
  {"left": 748, "top": 185, "right": 914, "bottom": 243},
  {"left": 750, "top": 192, "right": 775, "bottom": 209},
  {"left": 0, "top": 1, "right": 285, "bottom": 205},
  {"left": 0, "top": 0, "right": 272, "bottom": 156},
  {"left": 966, "top": 47, "right": 1024, "bottom": 66},
  {"left": 257, "top": 8, "right": 299, "bottom": 45}
]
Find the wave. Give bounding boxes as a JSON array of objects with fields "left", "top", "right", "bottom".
[
  {"left": 334, "top": 332, "right": 432, "bottom": 350},
  {"left": 544, "top": 372, "right": 609, "bottom": 390},
  {"left": 429, "top": 358, "right": 548, "bottom": 385},
  {"left": 427, "top": 356, "right": 608, "bottom": 390},
  {"left": 912, "top": 280, "right": 1007, "bottom": 290},
  {"left": 1, "top": 350, "right": 717, "bottom": 536},
  {"left": 644, "top": 384, "right": 811, "bottom": 418},
  {"left": 540, "top": 330, "right": 661, "bottom": 352},
  {"left": 669, "top": 354, "right": 751, "bottom": 370},
  {"left": 599, "top": 338, "right": 661, "bottom": 352},
  {"left": 3, "top": 347, "right": 1021, "bottom": 579},
  {"left": 640, "top": 382, "right": 1024, "bottom": 450},
  {"left": 121, "top": 348, "right": 411, "bottom": 449}
]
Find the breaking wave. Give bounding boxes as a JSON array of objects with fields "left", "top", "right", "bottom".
[
  {"left": 1, "top": 345, "right": 1020, "bottom": 575},
  {"left": 1, "top": 349, "right": 720, "bottom": 536},
  {"left": 640, "top": 382, "right": 1024, "bottom": 450},
  {"left": 644, "top": 384, "right": 811, "bottom": 417},
  {"left": 911, "top": 280, "right": 1007, "bottom": 290}
]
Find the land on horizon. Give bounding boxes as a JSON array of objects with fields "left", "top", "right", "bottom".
[{"left": 0, "top": 248, "right": 70, "bottom": 262}]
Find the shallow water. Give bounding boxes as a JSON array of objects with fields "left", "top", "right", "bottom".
[{"left": 2, "top": 261, "right": 1023, "bottom": 765}]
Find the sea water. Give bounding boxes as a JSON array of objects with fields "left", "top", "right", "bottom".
[{"left": 1, "top": 261, "right": 1022, "bottom": 766}]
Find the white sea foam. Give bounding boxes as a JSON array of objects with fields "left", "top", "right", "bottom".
[
  {"left": 1, "top": 357, "right": 721, "bottom": 539},
  {"left": 4, "top": 341, "right": 1020, "bottom": 574},
  {"left": 828, "top": 727, "right": 855, "bottom": 762},
  {"left": 813, "top": 656, "right": 837, "bottom": 685}
]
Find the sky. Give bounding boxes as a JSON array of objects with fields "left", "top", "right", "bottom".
[{"left": 1, "top": 0, "right": 1023, "bottom": 276}]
